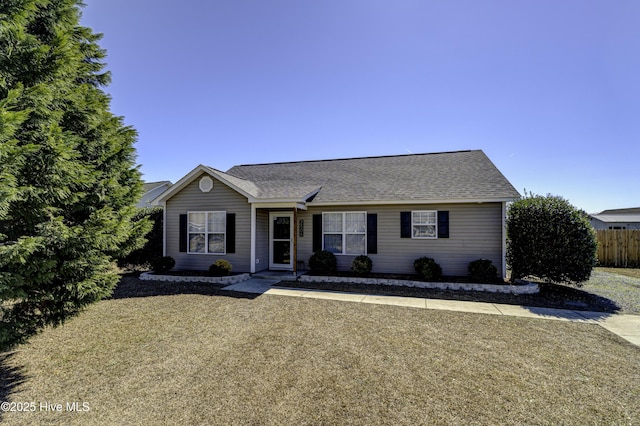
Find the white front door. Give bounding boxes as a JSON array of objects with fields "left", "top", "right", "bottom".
[{"left": 269, "top": 212, "right": 293, "bottom": 270}]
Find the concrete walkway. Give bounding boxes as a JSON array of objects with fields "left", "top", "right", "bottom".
[{"left": 222, "top": 278, "right": 640, "bottom": 348}]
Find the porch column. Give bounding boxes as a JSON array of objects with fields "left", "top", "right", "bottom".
[
  {"left": 293, "top": 208, "right": 298, "bottom": 274},
  {"left": 250, "top": 204, "right": 256, "bottom": 273}
]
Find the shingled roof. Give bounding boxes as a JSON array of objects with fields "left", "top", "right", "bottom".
[{"left": 224, "top": 150, "right": 520, "bottom": 204}]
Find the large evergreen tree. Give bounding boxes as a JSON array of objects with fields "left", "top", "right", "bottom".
[{"left": 0, "top": 0, "right": 149, "bottom": 348}]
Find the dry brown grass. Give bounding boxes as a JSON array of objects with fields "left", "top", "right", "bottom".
[
  {"left": 1, "top": 277, "right": 639, "bottom": 425},
  {"left": 597, "top": 267, "right": 640, "bottom": 280}
]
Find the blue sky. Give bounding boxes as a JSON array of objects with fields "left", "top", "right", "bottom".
[{"left": 80, "top": 0, "right": 639, "bottom": 213}]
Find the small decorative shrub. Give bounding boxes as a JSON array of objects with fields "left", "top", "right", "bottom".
[
  {"left": 151, "top": 256, "right": 175, "bottom": 273},
  {"left": 414, "top": 256, "right": 442, "bottom": 281},
  {"left": 468, "top": 259, "right": 498, "bottom": 283},
  {"left": 309, "top": 250, "right": 337, "bottom": 275},
  {"left": 209, "top": 259, "right": 233, "bottom": 276},
  {"left": 351, "top": 255, "right": 372, "bottom": 277}
]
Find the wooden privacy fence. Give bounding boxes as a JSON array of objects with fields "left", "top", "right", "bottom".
[{"left": 596, "top": 230, "right": 640, "bottom": 267}]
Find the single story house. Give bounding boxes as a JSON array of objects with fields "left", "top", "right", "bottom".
[
  {"left": 589, "top": 207, "right": 640, "bottom": 230},
  {"left": 153, "top": 150, "right": 521, "bottom": 278}
]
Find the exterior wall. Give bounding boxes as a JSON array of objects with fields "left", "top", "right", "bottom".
[
  {"left": 255, "top": 209, "right": 269, "bottom": 272},
  {"left": 590, "top": 218, "right": 640, "bottom": 230},
  {"left": 165, "top": 173, "right": 252, "bottom": 272},
  {"left": 297, "top": 203, "right": 505, "bottom": 277}
]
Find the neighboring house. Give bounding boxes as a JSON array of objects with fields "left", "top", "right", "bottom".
[
  {"left": 137, "top": 181, "right": 172, "bottom": 208},
  {"left": 153, "top": 150, "right": 520, "bottom": 278},
  {"left": 589, "top": 208, "right": 640, "bottom": 230}
]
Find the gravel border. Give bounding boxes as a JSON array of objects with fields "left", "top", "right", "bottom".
[
  {"left": 298, "top": 274, "right": 539, "bottom": 294},
  {"left": 139, "top": 271, "right": 250, "bottom": 284}
]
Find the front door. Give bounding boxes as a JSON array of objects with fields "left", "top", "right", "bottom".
[{"left": 269, "top": 212, "right": 293, "bottom": 270}]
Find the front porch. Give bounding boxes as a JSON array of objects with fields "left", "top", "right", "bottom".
[{"left": 252, "top": 206, "right": 306, "bottom": 274}]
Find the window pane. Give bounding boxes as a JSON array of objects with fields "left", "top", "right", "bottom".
[
  {"left": 413, "top": 211, "right": 436, "bottom": 225},
  {"left": 345, "top": 234, "right": 365, "bottom": 254},
  {"left": 273, "top": 241, "right": 291, "bottom": 264},
  {"left": 207, "top": 212, "right": 226, "bottom": 233},
  {"left": 188, "top": 213, "right": 206, "bottom": 232},
  {"left": 189, "top": 233, "right": 205, "bottom": 253},
  {"left": 323, "top": 213, "right": 343, "bottom": 232},
  {"left": 413, "top": 225, "right": 436, "bottom": 238},
  {"left": 345, "top": 212, "right": 366, "bottom": 233},
  {"left": 273, "top": 216, "right": 291, "bottom": 240},
  {"left": 208, "top": 233, "right": 225, "bottom": 253},
  {"left": 323, "top": 234, "right": 342, "bottom": 254}
]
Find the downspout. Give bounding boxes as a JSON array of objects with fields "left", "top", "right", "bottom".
[
  {"left": 162, "top": 202, "right": 167, "bottom": 256},
  {"left": 502, "top": 201, "right": 507, "bottom": 279}
]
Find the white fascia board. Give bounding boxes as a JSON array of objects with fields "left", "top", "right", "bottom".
[
  {"left": 152, "top": 165, "right": 253, "bottom": 205},
  {"left": 308, "top": 197, "right": 518, "bottom": 207},
  {"left": 151, "top": 165, "right": 211, "bottom": 204},
  {"left": 250, "top": 201, "right": 307, "bottom": 210}
]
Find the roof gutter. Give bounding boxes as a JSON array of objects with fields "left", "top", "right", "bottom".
[{"left": 308, "top": 197, "right": 519, "bottom": 207}]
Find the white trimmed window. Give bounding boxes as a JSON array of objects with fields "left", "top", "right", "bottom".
[
  {"left": 323, "top": 212, "right": 366, "bottom": 254},
  {"left": 412, "top": 210, "right": 437, "bottom": 238},
  {"left": 188, "top": 211, "right": 226, "bottom": 254}
]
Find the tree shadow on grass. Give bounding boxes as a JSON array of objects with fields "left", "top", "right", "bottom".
[
  {"left": 108, "top": 274, "right": 260, "bottom": 300},
  {"left": 278, "top": 280, "right": 622, "bottom": 315},
  {"left": 0, "top": 352, "right": 28, "bottom": 422}
]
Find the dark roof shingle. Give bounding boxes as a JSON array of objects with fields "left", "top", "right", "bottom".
[{"left": 225, "top": 150, "right": 520, "bottom": 203}]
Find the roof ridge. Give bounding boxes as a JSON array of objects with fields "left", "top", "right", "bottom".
[
  {"left": 232, "top": 149, "right": 477, "bottom": 168},
  {"left": 143, "top": 180, "right": 171, "bottom": 185}
]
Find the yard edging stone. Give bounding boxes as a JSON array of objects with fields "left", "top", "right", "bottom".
[
  {"left": 140, "top": 272, "right": 250, "bottom": 285},
  {"left": 298, "top": 275, "right": 539, "bottom": 294}
]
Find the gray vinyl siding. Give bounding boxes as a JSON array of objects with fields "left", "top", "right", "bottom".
[
  {"left": 165, "top": 173, "right": 251, "bottom": 272},
  {"left": 297, "top": 203, "right": 505, "bottom": 277},
  {"left": 255, "top": 209, "right": 269, "bottom": 272}
]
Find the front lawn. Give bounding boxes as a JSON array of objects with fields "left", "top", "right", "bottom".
[
  {"left": 581, "top": 268, "right": 640, "bottom": 314},
  {"left": 1, "top": 276, "right": 638, "bottom": 425}
]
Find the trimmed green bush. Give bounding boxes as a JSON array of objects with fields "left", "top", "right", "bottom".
[
  {"left": 468, "top": 259, "right": 498, "bottom": 283},
  {"left": 309, "top": 250, "right": 337, "bottom": 275},
  {"left": 507, "top": 193, "right": 597, "bottom": 285},
  {"left": 351, "top": 255, "right": 373, "bottom": 277},
  {"left": 209, "top": 259, "right": 233, "bottom": 276},
  {"left": 414, "top": 257, "right": 442, "bottom": 281},
  {"left": 151, "top": 256, "right": 175, "bottom": 273}
]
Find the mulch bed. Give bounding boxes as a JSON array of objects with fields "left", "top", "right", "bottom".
[{"left": 115, "top": 273, "right": 621, "bottom": 313}]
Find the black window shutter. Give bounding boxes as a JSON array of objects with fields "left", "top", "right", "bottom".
[
  {"left": 179, "top": 214, "right": 188, "bottom": 252},
  {"left": 400, "top": 212, "right": 411, "bottom": 238},
  {"left": 437, "top": 211, "right": 449, "bottom": 238},
  {"left": 226, "top": 213, "right": 236, "bottom": 253},
  {"left": 367, "top": 214, "right": 377, "bottom": 254},
  {"left": 312, "top": 214, "right": 322, "bottom": 252}
]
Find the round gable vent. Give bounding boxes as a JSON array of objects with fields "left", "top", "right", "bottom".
[{"left": 199, "top": 176, "right": 213, "bottom": 193}]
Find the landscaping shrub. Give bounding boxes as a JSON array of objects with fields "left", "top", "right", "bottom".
[
  {"left": 209, "top": 259, "right": 233, "bottom": 276},
  {"left": 507, "top": 193, "right": 597, "bottom": 285},
  {"left": 414, "top": 257, "right": 442, "bottom": 281},
  {"left": 309, "top": 250, "right": 337, "bottom": 275},
  {"left": 468, "top": 259, "right": 498, "bottom": 283},
  {"left": 351, "top": 255, "right": 373, "bottom": 277},
  {"left": 151, "top": 256, "right": 175, "bottom": 273}
]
